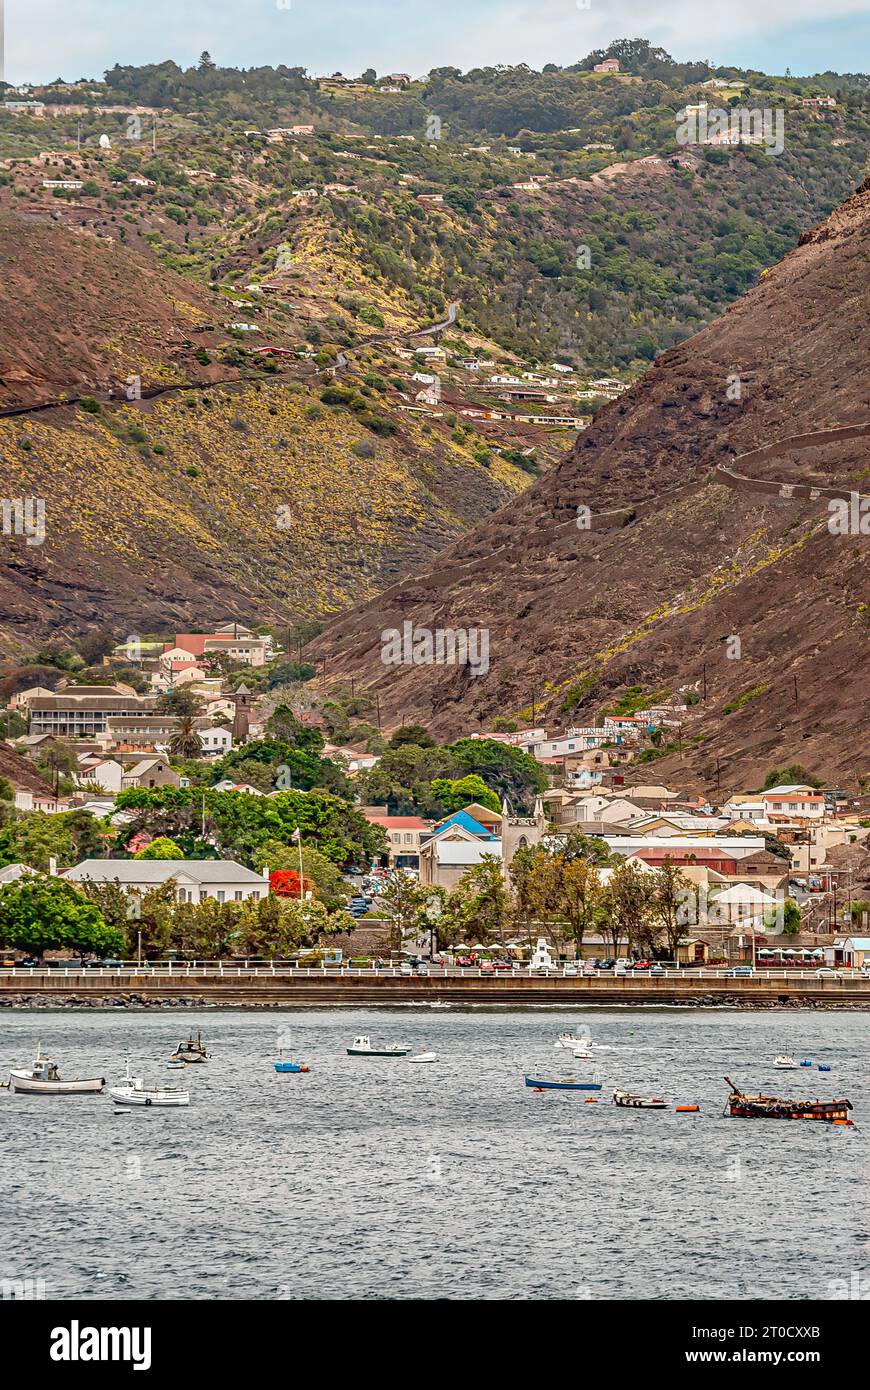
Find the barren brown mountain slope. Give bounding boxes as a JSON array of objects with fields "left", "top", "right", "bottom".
[{"left": 310, "top": 179, "right": 870, "bottom": 793}]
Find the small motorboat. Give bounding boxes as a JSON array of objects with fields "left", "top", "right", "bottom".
[
  {"left": 725, "top": 1077, "right": 852, "bottom": 1124},
  {"left": 612, "top": 1090, "right": 668, "bottom": 1109},
  {"left": 408, "top": 1052, "right": 438, "bottom": 1064},
  {"left": 274, "top": 1048, "right": 310, "bottom": 1074},
  {"left": 166, "top": 1059, "right": 186, "bottom": 1070},
  {"left": 9, "top": 1047, "right": 105, "bottom": 1096},
  {"left": 774, "top": 1055, "right": 799, "bottom": 1070},
  {"left": 572, "top": 1046, "right": 595, "bottom": 1060},
  {"left": 525, "top": 1075, "right": 602, "bottom": 1091},
  {"left": 109, "top": 1060, "right": 189, "bottom": 1108},
  {"left": 171, "top": 1029, "right": 209, "bottom": 1063},
  {"left": 347, "top": 1034, "right": 409, "bottom": 1057},
  {"left": 555, "top": 1032, "right": 588, "bottom": 1050}
]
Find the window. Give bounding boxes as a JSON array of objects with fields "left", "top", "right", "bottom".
[
  {"left": 217, "top": 891, "right": 225, "bottom": 903},
  {"left": 234, "top": 891, "right": 243, "bottom": 901}
]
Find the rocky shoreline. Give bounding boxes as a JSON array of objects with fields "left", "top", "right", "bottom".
[{"left": 2, "top": 993, "right": 869, "bottom": 1011}]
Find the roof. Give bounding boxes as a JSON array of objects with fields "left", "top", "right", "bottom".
[
  {"left": 63, "top": 859, "right": 265, "bottom": 886},
  {"left": 364, "top": 814, "right": 428, "bottom": 830},
  {"left": 434, "top": 810, "right": 498, "bottom": 839},
  {"left": 711, "top": 883, "right": 778, "bottom": 904}
]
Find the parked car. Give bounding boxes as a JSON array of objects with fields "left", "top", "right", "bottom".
[
  {"left": 85, "top": 959, "right": 124, "bottom": 970},
  {"left": 650, "top": 965, "right": 666, "bottom": 978},
  {"left": 414, "top": 963, "right": 429, "bottom": 976},
  {"left": 400, "top": 962, "right": 413, "bottom": 976},
  {"left": 723, "top": 965, "right": 754, "bottom": 978},
  {"left": 562, "top": 963, "right": 578, "bottom": 977},
  {"left": 614, "top": 963, "right": 628, "bottom": 977},
  {"left": 816, "top": 967, "right": 841, "bottom": 978},
  {"left": 479, "top": 961, "right": 496, "bottom": 973},
  {"left": 493, "top": 960, "right": 513, "bottom": 971},
  {"left": 597, "top": 959, "right": 615, "bottom": 971}
]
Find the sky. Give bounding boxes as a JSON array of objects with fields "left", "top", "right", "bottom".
[{"left": 2, "top": 0, "right": 869, "bottom": 86}]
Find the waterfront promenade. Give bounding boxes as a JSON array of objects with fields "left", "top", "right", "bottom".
[{"left": 2, "top": 966, "right": 870, "bottom": 1007}]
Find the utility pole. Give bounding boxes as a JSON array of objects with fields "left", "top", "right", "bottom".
[
  {"left": 376, "top": 695, "right": 381, "bottom": 730},
  {"left": 152, "top": 116, "right": 157, "bottom": 153},
  {"left": 702, "top": 664, "right": 707, "bottom": 703}
]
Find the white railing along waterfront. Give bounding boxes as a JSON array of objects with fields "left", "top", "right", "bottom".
[{"left": 0, "top": 965, "right": 866, "bottom": 983}]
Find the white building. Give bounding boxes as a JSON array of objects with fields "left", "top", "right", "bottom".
[
  {"left": 63, "top": 859, "right": 270, "bottom": 904},
  {"left": 199, "top": 726, "right": 234, "bottom": 756}
]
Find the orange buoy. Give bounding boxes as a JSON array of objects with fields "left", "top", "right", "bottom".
[
  {"left": 675, "top": 1104, "right": 700, "bottom": 1112},
  {"left": 584, "top": 1097, "right": 597, "bottom": 1103}
]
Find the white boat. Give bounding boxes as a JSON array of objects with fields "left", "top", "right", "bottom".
[
  {"left": 347, "top": 1034, "right": 409, "bottom": 1057},
  {"left": 408, "top": 1052, "right": 438, "bottom": 1064},
  {"left": 166, "top": 1059, "right": 186, "bottom": 1070},
  {"left": 9, "top": 1047, "right": 105, "bottom": 1096},
  {"left": 429, "top": 1002, "right": 451, "bottom": 1010},
  {"left": 109, "top": 1060, "right": 190, "bottom": 1108},
  {"left": 555, "top": 1032, "right": 589, "bottom": 1050},
  {"left": 774, "top": 1055, "right": 799, "bottom": 1070},
  {"left": 572, "top": 1046, "right": 595, "bottom": 1060}
]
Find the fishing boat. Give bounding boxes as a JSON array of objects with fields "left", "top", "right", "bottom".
[
  {"left": 408, "top": 1051, "right": 438, "bottom": 1064},
  {"left": 166, "top": 1059, "right": 186, "bottom": 1070},
  {"left": 773, "top": 1055, "right": 799, "bottom": 1070},
  {"left": 572, "top": 1045, "right": 595, "bottom": 1060},
  {"left": 525, "top": 1075, "right": 602, "bottom": 1091},
  {"left": 274, "top": 1048, "right": 310, "bottom": 1074},
  {"left": 9, "top": 1047, "right": 105, "bottom": 1096},
  {"left": 109, "top": 1060, "right": 190, "bottom": 1108},
  {"left": 724, "top": 1077, "right": 852, "bottom": 1124},
  {"left": 612, "top": 1090, "right": 668, "bottom": 1109},
  {"left": 555, "top": 1032, "right": 588, "bottom": 1050},
  {"left": 347, "top": 1034, "right": 409, "bottom": 1057},
  {"left": 170, "top": 1029, "right": 209, "bottom": 1063}
]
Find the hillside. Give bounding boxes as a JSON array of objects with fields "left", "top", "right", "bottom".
[
  {"left": 0, "top": 43, "right": 868, "bottom": 664},
  {"left": 309, "top": 177, "right": 870, "bottom": 793}
]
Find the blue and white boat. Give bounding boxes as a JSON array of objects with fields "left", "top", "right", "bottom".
[{"left": 525, "top": 1075, "right": 602, "bottom": 1091}]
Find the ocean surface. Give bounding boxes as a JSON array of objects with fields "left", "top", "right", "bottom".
[{"left": 1, "top": 1007, "right": 867, "bottom": 1301}]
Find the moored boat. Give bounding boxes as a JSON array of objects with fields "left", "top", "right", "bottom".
[
  {"left": 555, "top": 1032, "right": 588, "bottom": 1050},
  {"left": 773, "top": 1055, "right": 799, "bottom": 1070},
  {"left": 9, "top": 1048, "right": 105, "bottom": 1096},
  {"left": 571, "top": 1046, "right": 595, "bottom": 1060},
  {"left": 109, "top": 1060, "right": 190, "bottom": 1108},
  {"left": 724, "top": 1077, "right": 852, "bottom": 1124},
  {"left": 171, "top": 1029, "right": 209, "bottom": 1063},
  {"left": 347, "top": 1034, "right": 409, "bottom": 1057},
  {"left": 408, "top": 1051, "right": 438, "bottom": 1064},
  {"left": 525, "top": 1075, "right": 602, "bottom": 1091},
  {"left": 274, "top": 1048, "right": 310, "bottom": 1074},
  {"left": 612, "top": 1090, "right": 668, "bottom": 1109}
]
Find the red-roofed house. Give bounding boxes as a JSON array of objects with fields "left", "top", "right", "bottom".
[{"left": 364, "top": 812, "right": 432, "bottom": 869}]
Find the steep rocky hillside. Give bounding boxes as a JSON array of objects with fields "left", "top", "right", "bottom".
[{"left": 310, "top": 178, "right": 870, "bottom": 793}]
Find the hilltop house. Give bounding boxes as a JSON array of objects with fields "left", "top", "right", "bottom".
[{"left": 593, "top": 58, "right": 620, "bottom": 73}]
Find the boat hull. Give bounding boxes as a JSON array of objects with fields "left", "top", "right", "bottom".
[
  {"left": 728, "top": 1099, "right": 852, "bottom": 1123},
  {"left": 347, "top": 1048, "right": 408, "bottom": 1057},
  {"left": 9, "top": 1071, "right": 104, "bottom": 1095},
  {"left": 525, "top": 1076, "right": 602, "bottom": 1091},
  {"left": 612, "top": 1091, "right": 667, "bottom": 1109},
  {"left": 110, "top": 1087, "right": 189, "bottom": 1107},
  {"left": 274, "top": 1062, "right": 309, "bottom": 1073}
]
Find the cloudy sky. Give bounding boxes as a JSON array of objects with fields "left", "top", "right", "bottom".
[{"left": 3, "top": 0, "right": 869, "bottom": 84}]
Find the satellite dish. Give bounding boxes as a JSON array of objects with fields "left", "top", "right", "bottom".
[{"left": 99, "top": 134, "right": 111, "bottom": 149}]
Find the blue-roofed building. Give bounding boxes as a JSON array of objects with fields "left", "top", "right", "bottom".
[{"left": 433, "top": 808, "right": 499, "bottom": 840}]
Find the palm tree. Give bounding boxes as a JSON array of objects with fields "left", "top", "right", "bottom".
[{"left": 169, "top": 717, "right": 203, "bottom": 759}]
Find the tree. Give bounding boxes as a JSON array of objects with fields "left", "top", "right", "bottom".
[
  {"left": 169, "top": 717, "right": 203, "bottom": 759},
  {"left": 253, "top": 840, "right": 350, "bottom": 910},
  {"left": 134, "top": 836, "right": 184, "bottom": 860},
  {"left": 430, "top": 774, "right": 500, "bottom": 815},
  {"left": 157, "top": 687, "right": 203, "bottom": 718},
  {"left": 447, "top": 737, "right": 547, "bottom": 808},
  {"left": 444, "top": 856, "right": 510, "bottom": 946},
  {"left": 0, "top": 876, "right": 123, "bottom": 960},
  {"left": 379, "top": 871, "right": 431, "bottom": 954},
  {"left": 37, "top": 740, "right": 78, "bottom": 794},
  {"left": 388, "top": 724, "right": 435, "bottom": 749},
  {"left": 602, "top": 860, "right": 653, "bottom": 959},
  {"left": 559, "top": 855, "right": 607, "bottom": 952},
  {"left": 0, "top": 808, "right": 108, "bottom": 872},
  {"left": 650, "top": 859, "right": 693, "bottom": 958}
]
